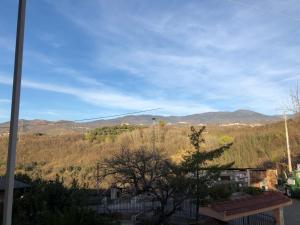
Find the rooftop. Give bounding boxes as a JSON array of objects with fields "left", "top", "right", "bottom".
[{"left": 200, "top": 191, "right": 292, "bottom": 221}]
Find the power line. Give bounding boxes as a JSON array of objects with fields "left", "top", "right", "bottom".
[
  {"left": 74, "top": 108, "right": 162, "bottom": 122},
  {"left": 0, "top": 108, "right": 162, "bottom": 130}
]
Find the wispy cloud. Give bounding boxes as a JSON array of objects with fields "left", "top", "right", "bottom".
[
  {"left": 52, "top": 67, "right": 105, "bottom": 87},
  {"left": 0, "top": 112, "right": 9, "bottom": 119},
  {"left": 2, "top": 0, "right": 300, "bottom": 120},
  {"left": 0, "top": 74, "right": 215, "bottom": 115},
  {"left": 0, "top": 99, "right": 10, "bottom": 103},
  {"left": 43, "top": 0, "right": 300, "bottom": 114},
  {"left": 37, "top": 32, "right": 63, "bottom": 48}
]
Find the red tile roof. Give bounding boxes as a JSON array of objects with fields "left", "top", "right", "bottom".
[
  {"left": 211, "top": 191, "right": 291, "bottom": 216},
  {"left": 199, "top": 191, "right": 292, "bottom": 221}
]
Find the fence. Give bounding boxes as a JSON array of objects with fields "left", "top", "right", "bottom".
[
  {"left": 95, "top": 199, "right": 276, "bottom": 225},
  {"left": 229, "top": 213, "right": 276, "bottom": 225},
  {"left": 96, "top": 198, "right": 197, "bottom": 217}
]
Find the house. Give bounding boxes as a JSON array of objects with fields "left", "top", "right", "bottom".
[{"left": 218, "top": 168, "right": 278, "bottom": 190}]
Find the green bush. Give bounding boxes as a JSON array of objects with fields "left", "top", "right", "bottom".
[
  {"left": 10, "top": 174, "right": 120, "bottom": 225},
  {"left": 218, "top": 135, "right": 234, "bottom": 145},
  {"left": 84, "top": 125, "right": 140, "bottom": 142},
  {"left": 242, "top": 186, "right": 264, "bottom": 195},
  {"left": 209, "top": 184, "right": 232, "bottom": 201}
]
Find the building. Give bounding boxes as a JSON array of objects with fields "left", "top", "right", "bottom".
[
  {"left": 218, "top": 168, "right": 278, "bottom": 190},
  {"left": 200, "top": 191, "right": 291, "bottom": 225}
]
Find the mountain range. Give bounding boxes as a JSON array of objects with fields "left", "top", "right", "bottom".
[{"left": 0, "top": 110, "right": 283, "bottom": 134}]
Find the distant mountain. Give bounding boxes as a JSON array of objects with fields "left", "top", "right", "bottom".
[
  {"left": 0, "top": 119, "right": 87, "bottom": 135},
  {"left": 85, "top": 109, "right": 281, "bottom": 127},
  {"left": 0, "top": 110, "right": 282, "bottom": 134}
]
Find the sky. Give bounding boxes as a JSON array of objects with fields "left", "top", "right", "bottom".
[{"left": 0, "top": 0, "right": 300, "bottom": 122}]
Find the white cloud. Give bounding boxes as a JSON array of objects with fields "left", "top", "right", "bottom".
[
  {"left": 53, "top": 67, "right": 105, "bottom": 87},
  {"left": 0, "top": 99, "right": 10, "bottom": 103},
  {"left": 46, "top": 1, "right": 297, "bottom": 111},
  {"left": 0, "top": 74, "right": 215, "bottom": 115},
  {"left": 17, "top": 0, "right": 300, "bottom": 115}
]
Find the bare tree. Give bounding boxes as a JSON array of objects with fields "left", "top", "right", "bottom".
[
  {"left": 289, "top": 83, "right": 300, "bottom": 116},
  {"left": 101, "top": 147, "right": 189, "bottom": 224}
]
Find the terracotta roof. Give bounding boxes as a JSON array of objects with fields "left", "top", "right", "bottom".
[
  {"left": 200, "top": 191, "right": 292, "bottom": 221},
  {"left": 212, "top": 192, "right": 290, "bottom": 216}
]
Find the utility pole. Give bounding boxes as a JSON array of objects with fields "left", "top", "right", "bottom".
[
  {"left": 152, "top": 117, "right": 156, "bottom": 151},
  {"left": 284, "top": 112, "right": 292, "bottom": 173},
  {"left": 3, "top": 1, "right": 26, "bottom": 225}
]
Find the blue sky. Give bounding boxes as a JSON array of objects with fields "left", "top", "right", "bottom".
[{"left": 0, "top": 0, "right": 300, "bottom": 122}]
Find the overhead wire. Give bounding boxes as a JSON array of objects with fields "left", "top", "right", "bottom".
[{"left": 0, "top": 107, "right": 162, "bottom": 130}]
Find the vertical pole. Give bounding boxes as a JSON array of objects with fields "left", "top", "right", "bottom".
[
  {"left": 273, "top": 208, "right": 284, "bottom": 225},
  {"left": 246, "top": 169, "right": 251, "bottom": 187},
  {"left": 152, "top": 117, "right": 156, "bottom": 151},
  {"left": 2, "top": 1, "right": 26, "bottom": 225},
  {"left": 284, "top": 113, "right": 292, "bottom": 173}
]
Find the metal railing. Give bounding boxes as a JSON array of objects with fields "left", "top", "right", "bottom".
[
  {"left": 229, "top": 213, "right": 276, "bottom": 225},
  {"left": 96, "top": 199, "right": 197, "bottom": 217}
]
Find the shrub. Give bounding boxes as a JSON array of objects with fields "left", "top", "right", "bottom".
[
  {"left": 242, "top": 186, "right": 264, "bottom": 195},
  {"left": 209, "top": 184, "right": 232, "bottom": 201},
  {"left": 11, "top": 174, "right": 120, "bottom": 225}
]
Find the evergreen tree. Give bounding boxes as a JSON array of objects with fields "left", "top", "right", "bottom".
[{"left": 181, "top": 126, "right": 234, "bottom": 221}]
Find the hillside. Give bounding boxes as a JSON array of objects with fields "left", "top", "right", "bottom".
[
  {"left": 0, "top": 118, "right": 299, "bottom": 188},
  {"left": 0, "top": 110, "right": 281, "bottom": 135}
]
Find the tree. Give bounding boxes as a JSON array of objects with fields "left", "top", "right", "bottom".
[
  {"left": 290, "top": 84, "right": 300, "bottom": 117},
  {"left": 158, "top": 120, "right": 167, "bottom": 127},
  {"left": 181, "top": 126, "right": 233, "bottom": 221},
  {"left": 84, "top": 125, "right": 139, "bottom": 142},
  {"left": 101, "top": 147, "right": 189, "bottom": 224},
  {"left": 9, "top": 174, "right": 119, "bottom": 225}
]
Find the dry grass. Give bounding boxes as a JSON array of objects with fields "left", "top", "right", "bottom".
[{"left": 0, "top": 119, "right": 299, "bottom": 187}]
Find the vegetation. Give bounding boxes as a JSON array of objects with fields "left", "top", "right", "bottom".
[
  {"left": 0, "top": 119, "right": 300, "bottom": 187},
  {"left": 208, "top": 184, "right": 233, "bottom": 201},
  {"left": 0, "top": 122, "right": 289, "bottom": 224},
  {"left": 242, "top": 186, "right": 264, "bottom": 196},
  {"left": 84, "top": 124, "right": 141, "bottom": 142},
  {"left": 0, "top": 174, "right": 119, "bottom": 225},
  {"left": 101, "top": 147, "right": 189, "bottom": 224},
  {"left": 181, "top": 126, "right": 233, "bottom": 220},
  {"left": 99, "top": 127, "right": 244, "bottom": 224}
]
